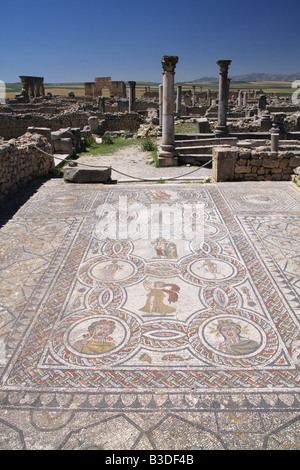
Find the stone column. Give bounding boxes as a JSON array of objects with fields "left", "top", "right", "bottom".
[
  {"left": 158, "top": 84, "right": 163, "bottom": 136},
  {"left": 258, "top": 94, "right": 266, "bottom": 112},
  {"left": 128, "top": 81, "right": 136, "bottom": 112},
  {"left": 98, "top": 96, "right": 105, "bottom": 112},
  {"left": 158, "top": 55, "right": 178, "bottom": 167},
  {"left": 237, "top": 90, "right": 243, "bottom": 106},
  {"left": 215, "top": 60, "right": 231, "bottom": 137},
  {"left": 207, "top": 89, "right": 211, "bottom": 106},
  {"left": 176, "top": 85, "right": 182, "bottom": 117},
  {"left": 192, "top": 85, "right": 196, "bottom": 106},
  {"left": 271, "top": 124, "right": 280, "bottom": 153}
]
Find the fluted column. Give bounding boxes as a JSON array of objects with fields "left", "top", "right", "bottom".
[
  {"left": 158, "top": 55, "right": 178, "bottom": 167},
  {"left": 215, "top": 59, "right": 231, "bottom": 137}
]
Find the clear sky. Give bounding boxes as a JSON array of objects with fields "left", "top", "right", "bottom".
[{"left": 1, "top": 0, "right": 300, "bottom": 83}]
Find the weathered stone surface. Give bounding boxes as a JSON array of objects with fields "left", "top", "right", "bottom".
[
  {"left": 0, "top": 133, "right": 54, "bottom": 199},
  {"left": 63, "top": 166, "right": 111, "bottom": 183},
  {"left": 262, "top": 159, "right": 280, "bottom": 168},
  {"left": 212, "top": 147, "right": 238, "bottom": 181}
]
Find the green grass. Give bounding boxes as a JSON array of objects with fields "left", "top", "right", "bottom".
[
  {"left": 77, "top": 136, "right": 145, "bottom": 157},
  {"left": 175, "top": 122, "right": 198, "bottom": 134}
]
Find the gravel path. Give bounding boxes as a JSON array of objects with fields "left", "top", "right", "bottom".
[{"left": 76, "top": 144, "right": 212, "bottom": 183}]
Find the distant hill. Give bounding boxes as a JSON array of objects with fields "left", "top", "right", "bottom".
[{"left": 191, "top": 73, "right": 300, "bottom": 82}]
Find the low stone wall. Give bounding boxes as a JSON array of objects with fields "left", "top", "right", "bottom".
[
  {"left": 213, "top": 146, "right": 300, "bottom": 182},
  {"left": 0, "top": 111, "right": 90, "bottom": 139},
  {"left": 0, "top": 133, "right": 54, "bottom": 201},
  {"left": 234, "top": 148, "right": 300, "bottom": 181},
  {"left": 0, "top": 110, "right": 143, "bottom": 139},
  {"left": 94, "top": 113, "right": 143, "bottom": 134}
]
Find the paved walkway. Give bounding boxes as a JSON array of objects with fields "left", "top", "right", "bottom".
[{"left": 0, "top": 177, "right": 300, "bottom": 450}]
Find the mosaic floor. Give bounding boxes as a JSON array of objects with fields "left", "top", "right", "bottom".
[{"left": 0, "top": 179, "right": 300, "bottom": 450}]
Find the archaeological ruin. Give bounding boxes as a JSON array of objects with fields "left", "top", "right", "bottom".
[{"left": 1, "top": 56, "right": 300, "bottom": 200}]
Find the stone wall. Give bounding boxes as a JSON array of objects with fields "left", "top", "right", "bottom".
[
  {"left": 234, "top": 148, "right": 300, "bottom": 181},
  {"left": 0, "top": 111, "right": 90, "bottom": 139},
  {"left": 85, "top": 77, "right": 126, "bottom": 98},
  {"left": 96, "top": 113, "right": 143, "bottom": 134},
  {"left": 0, "top": 133, "right": 54, "bottom": 201},
  {"left": 213, "top": 146, "right": 300, "bottom": 182},
  {"left": 0, "top": 110, "right": 143, "bottom": 140}
]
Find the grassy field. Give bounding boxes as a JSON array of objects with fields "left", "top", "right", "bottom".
[{"left": 4, "top": 80, "right": 295, "bottom": 100}]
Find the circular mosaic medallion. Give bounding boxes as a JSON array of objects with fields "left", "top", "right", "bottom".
[
  {"left": 188, "top": 309, "right": 279, "bottom": 367},
  {"left": 78, "top": 255, "right": 146, "bottom": 288},
  {"left": 179, "top": 254, "right": 246, "bottom": 287},
  {"left": 51, "top": 309, "right": 141, "bottom": 366}
]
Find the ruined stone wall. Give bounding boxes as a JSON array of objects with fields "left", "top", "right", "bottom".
[
  {"left": 97, "top": 113, "right": 143, "bottom": 134},
  {"left": 234, "top": 149, "right": 300, "bottom": 181},
  {"left": 213, "top": 146, "right": 300, "bottom": 182},
  {"left": 84, "top": 83, "right": 95, "bottom": 97},
  {"left": 0, "top": 134, "right": 54, "bottom": 201},
  {"left": 0, "top": 111, "right": 90, "bottom": 139},
  {"left": 0, "top": 105, "right": 144, "bottom": 139}
]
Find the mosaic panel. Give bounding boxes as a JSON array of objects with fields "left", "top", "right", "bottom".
[{"left": 1, "top": 182, "right": 300, "bottom": 411}]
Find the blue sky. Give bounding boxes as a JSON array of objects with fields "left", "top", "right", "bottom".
[{"left": 1, "top": 0, "right": 300, "bottom": 83}]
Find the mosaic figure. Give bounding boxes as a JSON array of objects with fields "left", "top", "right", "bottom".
[
  {"left": 152, "top": 238, "right": 178, "bottom": 259},
  {"left": 203, "top": 259, "right": 219, "bottom": 279},
  {"left": 94, "top": 260, "right": 123, "bottom": 280},
  {"left": 139, "top": 280, "right": 180, "bottom": 315},
  {"left": 215, "top": 319, "right": 259, "bottom": 355},
  {"left": 72, "top": 319, "right": 116, "bottom": 354}
]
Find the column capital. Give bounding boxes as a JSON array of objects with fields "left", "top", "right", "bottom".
[
  {"left": 216, "top": 60, "right": 231, "bottom": 74},
  {"left": 128, "top": 81, "right": 136, "bottom": 87},
  {"left": 161, "top": 56, "right": 178, "bottom": 73}
]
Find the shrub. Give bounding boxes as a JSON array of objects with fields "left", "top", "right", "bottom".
[
  {"left": 102, "top": 133, "right": 114, "bottom": 145},
  {"left": 141, "top": 139, "right": 156, "bottom": 152}
]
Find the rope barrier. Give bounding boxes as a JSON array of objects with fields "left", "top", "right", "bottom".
[{"left": 34, "top": 146, "right": 212, "bottom": 183}]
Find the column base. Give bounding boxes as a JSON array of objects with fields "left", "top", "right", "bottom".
[
  {"left": 214, "top": 125, "right": 229, "bottom": 137},
  {"left": 157, "top": 145, "right": 178, "bottom": 166}
]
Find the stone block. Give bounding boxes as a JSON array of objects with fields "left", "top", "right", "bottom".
[
  {"left": 235, "top": 165, "right": 250, "bottom": 174},
  {"left": 88, "top": 116, "right": 99, "bottom": 133},
  {"left": 63, "top": 165, "right": 111, "bottom": 183},
  {"left": 251, "top": 159, "right": 262, "bottom": 166},
  {"left": 262, "top": 159, "right": 280, "bottom": 168},
  {"left": 279, "top": 158, "right": 289, "bottom": 170},
  {"left": 197, "top": 118, "right": 211, "bottom": 133},
  {"left": 212, "top": 147, "right": 238, "bottom": 182},
  {"left": 289, "top": 156, "right": 300, "bottom": 168},
  {"left": 60, "top": 138, "right": 73, "bottom": 155}
]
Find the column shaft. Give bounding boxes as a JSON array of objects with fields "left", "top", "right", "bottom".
[{"left": 215, "top": 60, "right": 231, "bottom": 137}]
